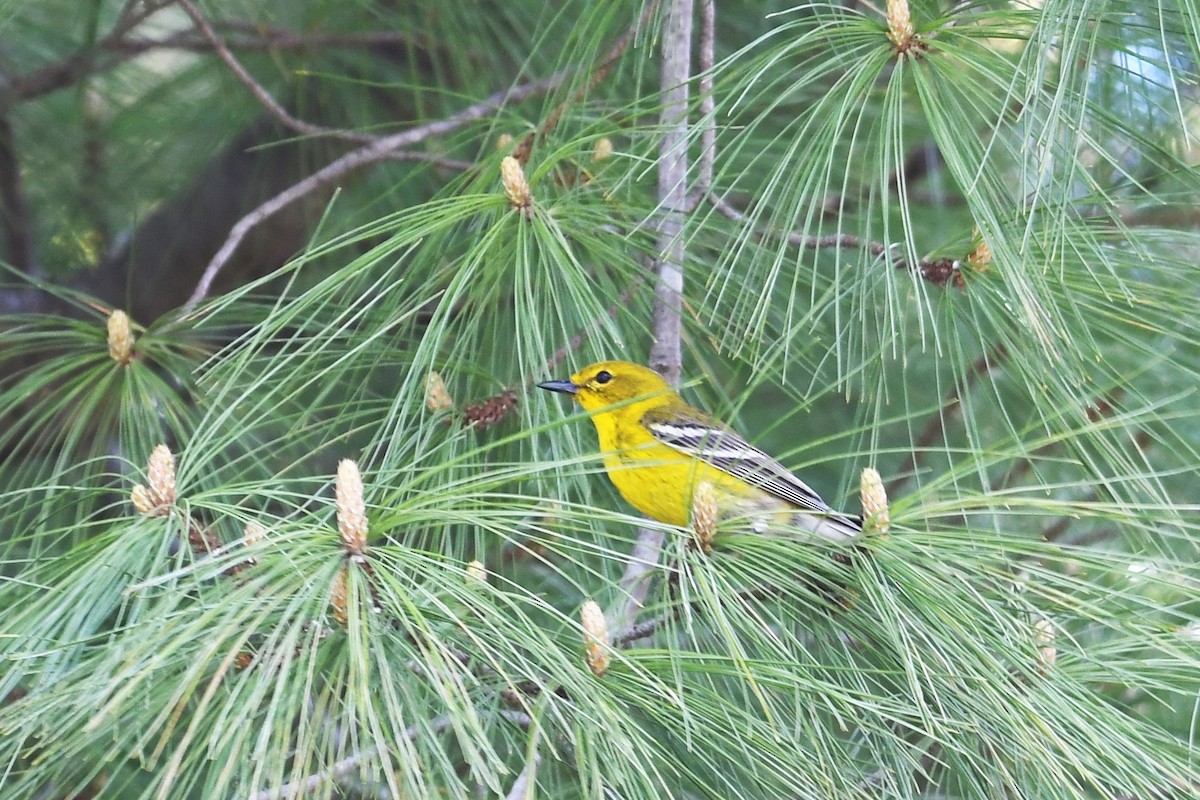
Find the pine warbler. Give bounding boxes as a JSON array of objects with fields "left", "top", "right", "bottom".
[{"left": 539, "top": 360, "right": 861, "bottom": 542}]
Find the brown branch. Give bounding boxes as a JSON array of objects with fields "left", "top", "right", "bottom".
[
  {"left": 79, "top": 89, "right": 110, "bottom": 255},
  {"left": 0, "top": 115, "right": 36, "bottom": 274},
  {"left": 15, "top": 24, "right": 425, "bottom": 103},
  {"left": 707, "top": 192, "right": 969, "bottom": 287},
  {"left": 120, "top": 23, "right": 428, "bottom": 54},
  {"left": 708, "top": 192, "right": 886, "bottom": 254},
  {"left": 10, "top": 4, "right": 429, "bottom": 104},
  {"left": 181, "top": 0, "right": 668, "bottom": 314},
  {"left": 9, "top": 0, "right": 177, "bottom": 101},
  {"left": 181, "top": 73, "right": 564, "bottom": 313},
  {"left": 613, "top": 606, "right": 681, "bottom": 647},
  {"left": 177, "top": 0, "right": 372, "bottom": 145},
  {"left": 378, "top": 150, "right": 474, "bottom": 172},
  {"left": 182, "top": 0, "right": 663, "bottom": 315}
]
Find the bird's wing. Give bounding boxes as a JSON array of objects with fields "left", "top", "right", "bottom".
[{"left": 641, "top": 406, "right": 839, "bottom": 516}]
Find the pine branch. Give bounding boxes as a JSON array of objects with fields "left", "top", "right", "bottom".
[
  {"left": 177, "top": 0, "right": 374, "bottom": 145},
  {"left": 9, "top": 0, "right": 177, "bottom": 100},
  {"left": 181, "top": 74, "right": 562, "bottom": 312},
  {"left": 613, "top": 0, "right": 695, "bottom": 634},
  {"left": 0, "top": 116, "right": 36, "bottom": 275}
]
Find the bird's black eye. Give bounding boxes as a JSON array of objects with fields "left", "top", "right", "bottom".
[{"left": 595, "top": 370, "right": 612, "bottom": 385}]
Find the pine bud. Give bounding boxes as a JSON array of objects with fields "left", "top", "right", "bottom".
[
  {"left": 131, "top": 484, "right": 156, "bottom": 516},
  {"left": 691, "top": 481, "right": 719, "bottom": 553},
  {"left": 107, "top": 310, "right": 133, "bottom": 365},
  {"left": 147, "top": 444, "right": 176, "bottom": 508},
  {"left": 243, "top": 521, "right": 266, "bottom": 547},
  {"left": 886, "top": 0, "right": 915, "bottom": 51},
  {"left": 424, "top": 371, "right": 455, "bottom": 411},
  {"left": 860, "top": 467, "right": 889, "bottom": 537},
  {"left": 967, "top": 230, "right": 992, "bottom": 272},
  {"left": 336, "top": 459, "right": 368, "bottom": 558},
  {"left": 580, "top": 599, "right": 610, "bottom": 677},
  {"left": 593, "top": 137, "right": 613, "bottom": 161},
  {"left": 500, "top": 156, "right": 533, "bottom": 213},
  {"left": 240, "top": 521, "right": 266, "bottom": 567},
  {"left": 496, "top": 133, "right": 514, "bottom": 152},
  {"left": 1033, "top": 617, "right": 1056, "bottom": 673},
  {"left": 331, "top": 566, "right": 350, "bottom": 627}
]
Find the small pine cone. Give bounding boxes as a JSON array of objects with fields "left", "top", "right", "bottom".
[
  {"left": 580, "top": 599, "right": 610, "bottom": 677},
  {"left": 331, "top": 566, "right": 350, "bottom": 627},
  {"left": 187, "top": 521, "right": 222, "bottom": 555},
  {"left": 860, "top": 467, "right": 890, "bottom": 537},
  {"left": 496, "top": 133, "right": 514, "bottom": 152},
  {"left": 500, "top": 156, "right": 533, "bottom": 213},
  {"left": 463, "top": 389, "right": 517, "bottom": 428},
  {"left": 593, "top": 137, "right": 613, "bottom": 162},
  {"left": 466, "top": 560, "right": 487, "bottom": 583},
  {"left": 691, "top": 481, "right": 719, "bottom": 553},
  {"left": 234, "top": 651, "right": 255, "bottom": 670},
  {"left": 146, "top": 444, "right": 176, "bottom": 508},
  {"left": 918, "top": 258, "right": 965, "bottom": 288},
  {"left": 886, "top": 0, "right": 915, "bottom": 50},
  {"left": 107, "top": 310, "right": 134, "bottom": 365},
  {"left": 335, "top": 459, "right": 368, "bottom": 557},
  {"left": 425, "top": 371, "right": 455, "bottom": 412},
  {"left": 1033, "top": 617, "right": 1056, "bottom": 673}
]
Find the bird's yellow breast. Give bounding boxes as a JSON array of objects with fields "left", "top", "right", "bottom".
[{"left": 590, "top": 404, "right": 770, "bottom": 527}]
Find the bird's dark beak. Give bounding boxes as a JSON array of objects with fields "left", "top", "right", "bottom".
[{"left": 537, "top": 378, "right": 578, "bottom": 396}]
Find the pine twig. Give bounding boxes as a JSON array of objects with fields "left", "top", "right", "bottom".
[
  {"left": 504, "top": 753, "right": 541, "bottom": 800},
  {"left": 177, "top": 0, "right": 372, "bottom": 145},
  {"left": 707, "top": 193, "right": 969, "bottom": 287},
  {"left": 0, "top": 116, "right": 36, "bottom": 274},
  {"left": 690, "top": 0, "right": 716, "bottom": 204},
  {"left": 119, "top": 23, "right": 427, "bottom": 55},
  {"left": 646, "top": 0, "right": 693, "bottom": 386},
  {"left": 9, "top": 0, "right": 176, "bottom": 100},
  {"left": 181, "top": 73, "right": 564, "bottom": 313},
  {"left": 612, "top": 0, "right": 695, "bottom": 634},
  {"left": 181, "top": 0, "right": 661, "bottom": 315},
  {"left": 250, "top": 719, "right": 447, "bottom": 800}
]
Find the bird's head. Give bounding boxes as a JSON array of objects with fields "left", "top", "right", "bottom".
[{"left": 538, "top": 360, "right": 673, "bottom": 413}]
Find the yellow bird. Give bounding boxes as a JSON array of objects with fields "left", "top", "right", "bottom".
[{"left": 539, "top": 360, "right": 860, "bottom": 542}]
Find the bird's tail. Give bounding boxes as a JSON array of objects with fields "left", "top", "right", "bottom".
[{"left": 793, "top": 510, "right": 862, "bottom": 543}]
